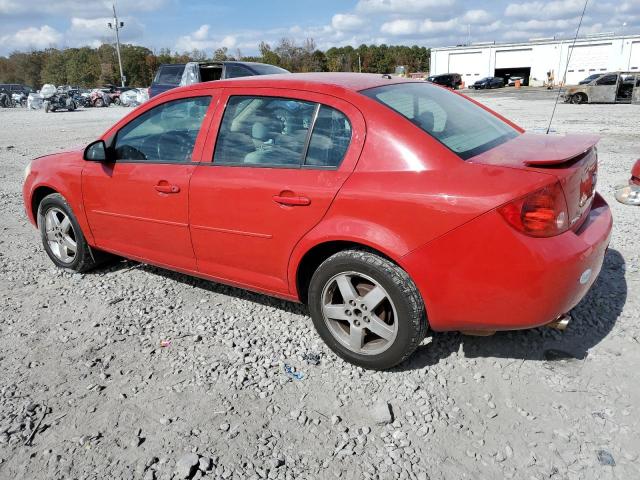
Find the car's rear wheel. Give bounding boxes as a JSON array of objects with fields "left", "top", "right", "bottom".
[
  {"left": 94, "top": 98, "right": 104, "bottom": 108},
  {"left": 308, "top": 249, "right": 427, "bottom": 370},
  {"left": 37, "top": 193, "right": 99, "bottom": 272}
]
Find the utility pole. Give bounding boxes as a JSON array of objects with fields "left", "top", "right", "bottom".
[
  {"left": 107, "top": 2, "right": 126, "bottom": 87},
  {"left": 358, "top": 54, "right": 362, "bottom": 73}
]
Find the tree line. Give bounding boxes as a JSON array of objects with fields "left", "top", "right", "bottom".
[{"left": 0, "top": 39, "right": 430, "bottom": 88}]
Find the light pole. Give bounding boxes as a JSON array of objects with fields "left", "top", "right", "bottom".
[{"left": 107, "top": 2, "right": 126, "bottom": 87}]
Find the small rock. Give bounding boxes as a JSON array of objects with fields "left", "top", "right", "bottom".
[
  {"left": 331, "top": 415, "right": 341, "bottom": 426},
  {"left": 198, "top": 456, "right": 213, "bottom": 472},
  {"left": 219, "top": 423, "right": 230, "bottom": 432},
  {"left": 597, "top": 450, "right": 615, "bottom": 466},
  {"left": 175, "top": 452, "right": 200, "bottom": 479},
  {"left": 370, "top": 401, "right": 393, "bottom": 425}
]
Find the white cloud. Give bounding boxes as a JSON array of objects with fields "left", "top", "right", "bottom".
[
  {"left": 175, "top": 25, "right": 237, "bottom": 52},
  {"left": 357, "top": 0, "right": 454, "bottom": 14},
  {"left": 505, "top": 0, "right": 585, "bottom": 20},
  {"left": 331, "top": 13, "right": 366, "bottom": 32},
  {"left": 461, "top": 9, "right": 493, "bottom": 25},
  {"left": 380, "top": 19, "right": 419, "bottom": 35},
  {"left": 0, "top": 0, "right": 166, "bottom": 16},
  {"left": 0, "top": 25, "right": 62, "bottom": 50}
]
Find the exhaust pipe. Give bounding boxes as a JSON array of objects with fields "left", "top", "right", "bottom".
[{"left": 546, "top": 314, "right": 571, "bottom": 331}]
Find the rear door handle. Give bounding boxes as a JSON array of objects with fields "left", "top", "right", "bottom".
[
  {"left": 155, "top": 183, "right": 180, "bottom": 194},
  {"left": 273, "top": 194, "right": 311, "bottom": 206}
]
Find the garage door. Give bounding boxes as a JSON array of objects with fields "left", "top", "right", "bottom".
[
  {"left": 629, "top": 42, "right": 640, "bottom": 71},
  {"left": 566, "top": 43, "right": 611, "bottom": 84},
  {"left": 495, "top": 49, "right": 533, "bottom": 68},
  {"left": 448, "top": 51, "right": 484, "bottom": 85}
]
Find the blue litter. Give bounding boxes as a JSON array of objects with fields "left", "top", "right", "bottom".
[{"left": 283, "top": 364, "right": 304, "bottom": 380}]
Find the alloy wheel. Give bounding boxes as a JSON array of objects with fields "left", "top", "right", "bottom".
[
  {"left": 321, "top": 271, "right": 398, "bottom": 355},
  {"left": 44, "top": 207, "right": 77, "bottom": 264}
]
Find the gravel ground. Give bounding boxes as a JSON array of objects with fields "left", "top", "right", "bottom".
[{"left": 0, "top": 92, "right": 638, "bottom": 480}]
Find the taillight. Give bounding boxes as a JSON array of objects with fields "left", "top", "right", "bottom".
[{"left": 498, "top": 182, "right": 569, "bottom": 237}]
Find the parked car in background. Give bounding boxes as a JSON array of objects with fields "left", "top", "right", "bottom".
[
  {"left": 0, "top": 83, "right": 34, "bottom": 95},
  {"left": 578, "top": 73, "right": 603, "bottom": 85},
  {"left": 23, "top": 73, "right": 611, "bottom": 370},
  {"left": 149, "top": 61, "right": 290, "bottom": 98},
  {"left": 564, "top": 71, "right": 640, "bottom": 104},
  {"left": 507, "top": 76, "right": 524, "bottom": 87},
  {"left": 426, "top": 73, "right": 462, "bottom": 89},
  {"left": 470, "top": 77, "right": 505, "bottom": 89}
]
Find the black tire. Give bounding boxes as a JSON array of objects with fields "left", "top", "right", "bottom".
[
  {"left": 43, "top": 100, "right": 50, "bottom": 113},
  {"left": 573, "top": 93, "right": 587, "bottom": 104},
  {"left": 37, "top": 193, "right": 100, "bottom": 272},
  {"left": 308, "top": 249, "right": 427, "bottom": 370},
  {"left": 94, "top": 98, "right": 104, "bottom": 108}
]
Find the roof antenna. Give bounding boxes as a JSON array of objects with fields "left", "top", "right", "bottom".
[{"left": 546, "top": 0, "right": 589, "bottom": 134}]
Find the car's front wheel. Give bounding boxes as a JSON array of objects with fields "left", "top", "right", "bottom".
[
  {"left": 308, "top": 249, "right": 427, "bottom": 370},
  {"left": 37, "top": 193, "right": 99, "bottom": 272}
]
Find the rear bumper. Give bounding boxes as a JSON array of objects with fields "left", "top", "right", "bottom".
[{"left": 401, "top": 193, "right": 612, "bottom": 331}]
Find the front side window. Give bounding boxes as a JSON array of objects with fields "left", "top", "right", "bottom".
[
  {"left": 362, "top": 82, "right": 519, "bottom": 160},
  {"left": 596, "top": 74, "right": 618, "bottom": 86},
  {"left": 114, "top": 96, "right": 211, "bottom": 162}
]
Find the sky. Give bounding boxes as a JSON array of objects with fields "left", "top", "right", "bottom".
[{"left": 1, "top": 0, "right": 639, "bottom": 56}]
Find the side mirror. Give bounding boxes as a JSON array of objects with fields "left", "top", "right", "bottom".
[{"left": 84, "top": 140, "right": 109, "bottom": 161}]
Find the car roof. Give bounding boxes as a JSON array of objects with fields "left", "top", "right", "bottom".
[{"left": 185, "top": 72, "right": 414, "bottom": 93}]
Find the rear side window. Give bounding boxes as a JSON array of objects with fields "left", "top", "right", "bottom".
[
  {"left": 305, "top": 106, "right": 352, "bottom": 168},
  {"left": 154, "top": 65, "right": 185, "bottom": 85},
  {"left": 114, "top": 96, "right": 211, "bottom": 162},
  {"left": 362, "top": 82, "right": 518, "bottom": 160},
  {"left": 225, "top": 64, "right": 253, "bottom": 78},
  {"left": 213, "top": 96, "right": 352, "bottom": 168}
]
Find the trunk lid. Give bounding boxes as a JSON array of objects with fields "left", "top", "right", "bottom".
[{"left": 470, "top": 132, "right": 599, "bottom": 230}]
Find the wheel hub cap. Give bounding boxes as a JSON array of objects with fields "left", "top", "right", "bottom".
[
  {"left": 321, "top": 272, "right": 398, "bottom": 356},
  {"left": 44, "top": 208, "right": 77, "bottom": 264}
]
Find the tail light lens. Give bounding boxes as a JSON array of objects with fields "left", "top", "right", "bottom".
[{"left": 498, "top": 182, "right": 569, "bottom": 237}]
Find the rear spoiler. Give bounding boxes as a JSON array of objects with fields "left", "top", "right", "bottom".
[
  {"left": 518, "top": 133, "right": 600, "bottom": 166},
  {"left": 469, "top": 133, "right": 600, "bottom": 167}
]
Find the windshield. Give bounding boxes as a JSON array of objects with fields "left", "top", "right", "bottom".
[{"left": 362, "top": 82, "right": 519, "bottom": 160}]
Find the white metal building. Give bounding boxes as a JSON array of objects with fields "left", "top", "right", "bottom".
[{"left": 430, "top": 34, "right": 640, "bottom": 87}]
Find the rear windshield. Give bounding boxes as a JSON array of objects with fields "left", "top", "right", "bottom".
[
  {"left": 362, "top": 82, "right": 519, "bottom": 160},
  {"left": 247, "top": 64, "right": 289, "bottom": 75},
  {"left": 154, "top": 64, "right": 185, "bottom": 85}
]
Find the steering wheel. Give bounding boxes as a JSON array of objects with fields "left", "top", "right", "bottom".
[{"left": 156, "top": 131, "right": 194, "bottom": 161}]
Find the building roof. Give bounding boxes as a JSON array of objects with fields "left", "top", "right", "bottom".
[{"left": 431, "top": 33, "right": 640, "bottom": 52}]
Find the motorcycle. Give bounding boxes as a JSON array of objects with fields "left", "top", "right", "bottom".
[
  {"left": 12, "top": 92, "right": 28, "bottom": 108},
  {"left": 41, "top": 84, "right": 77, "bottom": 113},
  {"left": 0, "top": 89, "right": 15, "bottom": 108}
]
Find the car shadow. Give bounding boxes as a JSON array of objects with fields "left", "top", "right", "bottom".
[
  {"left": 100, "top": 259, "right": 307, "bottom": 316},
  {"left": 97, "top": 248, "right": 626, "bottom": 371},
  {"left": 396, "top": 248, "right": 627, "bottom": 371}
]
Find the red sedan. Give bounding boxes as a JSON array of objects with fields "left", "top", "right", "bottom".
[{"left": 22, "top": 73, "right": 612, "bottom": 369}]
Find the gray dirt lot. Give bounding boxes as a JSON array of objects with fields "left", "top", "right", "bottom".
[{"left": 0, "top": 89, "right": 638, "bottom": 480}]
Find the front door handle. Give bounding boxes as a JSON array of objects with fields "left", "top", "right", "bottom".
[
  {"left": 273, "top": 194, "right": 311, "bottom": 206},
  {"left": 155, "top": 183, "right": 180, "bottom": 194}
]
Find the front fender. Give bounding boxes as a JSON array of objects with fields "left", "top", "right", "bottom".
[{"left": 23, "top": 156, "right": 94, "bottom": 245}]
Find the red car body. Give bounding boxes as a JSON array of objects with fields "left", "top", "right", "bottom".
[{"left": 23, "top": 73, "right": 612, "bottom": 333}]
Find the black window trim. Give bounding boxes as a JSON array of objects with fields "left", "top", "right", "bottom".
[
  {"left": 111, "top": 95, "right": 212, "bottom": 165},
  {"left": 211, "top": 94, "right": 351, "bottom": 170}
]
